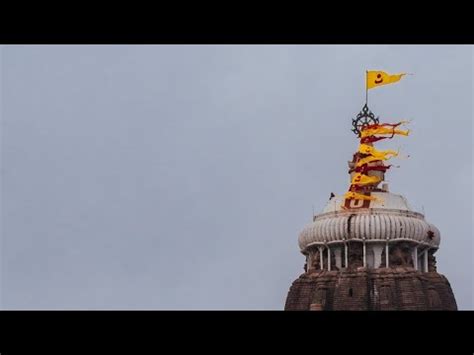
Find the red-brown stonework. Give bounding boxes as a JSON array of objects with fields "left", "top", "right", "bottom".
[{"left": 284, "top": 268, "right": 457, "bottom": 311}]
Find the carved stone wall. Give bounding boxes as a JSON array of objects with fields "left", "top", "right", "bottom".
[
  {"left": 284, "top": 268, "right": 457, "bottom": 311},
  {"left": 347, "top": 242, "right": 363, "bottom": 269},
  {"left": 308, "top": 248, "right": 320, "bottom": 271},
  {"left": 428, "top": 250, "right": 437, "bottom": 272},
  {"left": 389, "top": 242, "right": 413, "bottom": 267}
]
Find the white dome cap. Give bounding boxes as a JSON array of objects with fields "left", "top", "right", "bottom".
[
  {"left": 322, "top": 192, "right": 413, "bottom": 213},
  {"left": 298, "top": 192, "right": 440, "bottom": 251}
]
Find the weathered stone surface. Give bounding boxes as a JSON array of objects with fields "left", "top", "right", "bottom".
[{"left": 284, "top": 268, "right": 457, "bottom": 311}]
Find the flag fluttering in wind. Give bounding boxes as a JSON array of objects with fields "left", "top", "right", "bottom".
[
  {"left": 358, "top": 144, "right": 399, "bottom": 160},
  {"left": 356, "top": 155, "right": 392, "bottom": 167},
  {"left": 344, "top": 191, "right": 379, "bottom": 201},
  {"left": 367, "top": 71, "right": 406, "bottom": 90},
  {"left": 360, "top": 122, "right": 410, "bottom": 138},
  {"left": 351, "top": 173, "right": 382, "bottom": 186}
]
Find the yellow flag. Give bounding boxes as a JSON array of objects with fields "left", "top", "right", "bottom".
[
  {"left": 367, "top": 71, "right": 406, "bottom": 90},
  {"left": 344, "top": 191, "right": 378, "bottom": 201},
  {"left": 351, "top": 173, "right": 381, "bottom": 186},
  {"left": 360, "top": 126, "right": 410, "bottom": 138},
  {"left": 358, "top": 144, "right": 398, "bottom": 160},
  {"left": 356, "top": 153, "right": 396, "bottom": 167}
]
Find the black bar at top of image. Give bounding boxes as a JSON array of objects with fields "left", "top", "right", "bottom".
[
  {"left": 2, "top": 1, "right": 474, "bottom": 44},
  {"left": 0, "top": 21, "right": 474, "bottom": 45}
]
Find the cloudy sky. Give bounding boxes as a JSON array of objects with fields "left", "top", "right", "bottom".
[{"left": 0, "top": 45, "right": 472, "bottom": 309}]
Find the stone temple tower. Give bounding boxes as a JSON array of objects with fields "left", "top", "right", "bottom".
[{"left": 284, "top": 105, "right": 457, "bottom": 311}]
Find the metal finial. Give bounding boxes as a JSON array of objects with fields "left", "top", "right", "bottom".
[{"left": 351, "top": 103, "right": 379, "bottom": 137}]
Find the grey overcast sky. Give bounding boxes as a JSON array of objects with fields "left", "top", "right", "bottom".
[{"left": 0, "top": 45, "right": 472, "bottom": 310}]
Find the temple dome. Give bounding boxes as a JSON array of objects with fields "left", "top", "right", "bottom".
[{"left": 298, "top": 192, "right": 440, "bottom": 252}]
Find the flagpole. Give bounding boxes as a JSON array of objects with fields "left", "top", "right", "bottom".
[{"left": 365, "top": 70, "right": 368, "bottom": 106}]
